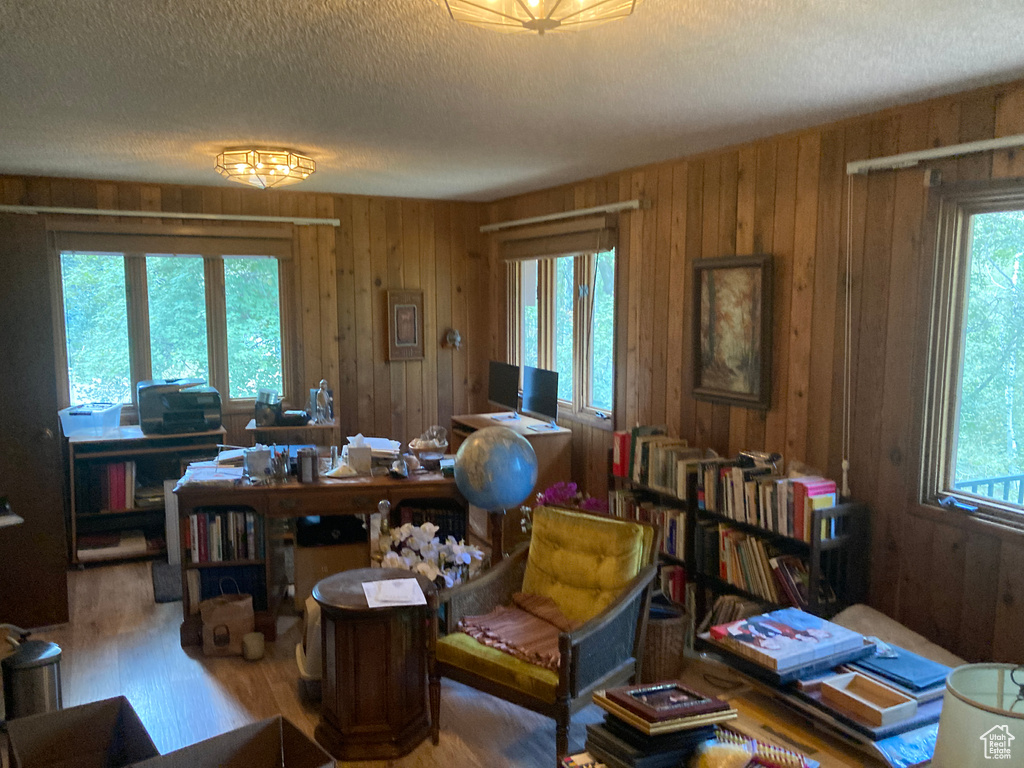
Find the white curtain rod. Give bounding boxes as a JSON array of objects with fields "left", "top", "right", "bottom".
[
  {"left": 0, "top": 204, "right": 340, "bottom": 227},
  {"left": 846, "top": 133, "right": 1024, "bottom": 176},
  {"left": 480, "top": 199, "right": 645, "bottom": 233}
]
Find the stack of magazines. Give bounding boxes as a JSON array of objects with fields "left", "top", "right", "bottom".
[{"left": 584, "top": 682, "right": 737, "bottom": 768}]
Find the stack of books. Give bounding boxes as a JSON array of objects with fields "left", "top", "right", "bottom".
[
  {"left": 700, "top": 606, "right": 874, "bottom": 683},
  {"left": 585, "top": 682, "right": 737, "bottom": 768}
]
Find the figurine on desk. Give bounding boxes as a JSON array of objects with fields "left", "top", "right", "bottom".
[{"left": 313, "top": 380, "right": 333, "bottom": 425}]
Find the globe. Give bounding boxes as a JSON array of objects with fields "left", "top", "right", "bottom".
[{"left": 454, "top": 426, "right": 538, "bottom": 510}]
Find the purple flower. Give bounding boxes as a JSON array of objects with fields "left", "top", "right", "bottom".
[
  {"left": 537, "top": 481, "right": 580, "bottom": 507},
  {"left": 579, "top": 496, "right": 609, "bottom": 513}
]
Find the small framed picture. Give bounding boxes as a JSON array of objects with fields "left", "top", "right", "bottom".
[
  {"left": 692, "top": 254, "right": 773, "bottom": 410},
  {"left": 387, "top": 289, "right": 424, "bottom": 361}
]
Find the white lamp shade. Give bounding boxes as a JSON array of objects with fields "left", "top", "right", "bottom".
[{"left": 932, "top": 664, "right": 1024, "bottom": 767}]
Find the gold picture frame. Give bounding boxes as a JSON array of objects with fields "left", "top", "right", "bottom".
[{"left": 387, "top": 289, "right": 424, "bottom": 361}]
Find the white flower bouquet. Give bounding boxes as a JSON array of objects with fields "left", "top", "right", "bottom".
[{"left": 378, "top": 521, "right": 484, "bottom": 588}]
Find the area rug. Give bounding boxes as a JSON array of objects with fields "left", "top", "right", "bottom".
[{"left": 151, "top": 561, "right": 182, "bottom": 603}]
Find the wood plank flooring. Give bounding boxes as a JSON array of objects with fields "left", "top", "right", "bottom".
[{"left": 6, "top": 563, "right": 601, "bottom": 767}]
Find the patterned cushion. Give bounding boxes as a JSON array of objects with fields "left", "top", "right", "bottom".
[{"left": 521, "top": 506, "right": 648, "bottom": 626}]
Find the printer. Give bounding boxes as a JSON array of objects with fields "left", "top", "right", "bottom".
[{"left": 137, "top": 378, "right": 222, "bottom": 435}]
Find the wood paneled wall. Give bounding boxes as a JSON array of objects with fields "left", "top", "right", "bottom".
[
  {"left": 486, "top": 79, "right": 1024, "bottom": 663},
  {"left": 0, "top": 177, "right": 488, "bottom": 449}
]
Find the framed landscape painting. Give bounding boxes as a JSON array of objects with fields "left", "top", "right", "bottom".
[
  {"left": 387, "top": 289, "right": 424, "bottom": 361},
  {"left": 692, "top": 255, "right": 772, "bottom": 410}
]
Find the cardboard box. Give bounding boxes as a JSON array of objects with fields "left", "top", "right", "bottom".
[
  {"left": 293, "top": 543, "right": 369, "bottom": 610},
  {"left": 131, "top": 716, "right": 333, "bottom": 768},
  {"left": 6, "top": 696, "right": 159, "bottom": 768}
]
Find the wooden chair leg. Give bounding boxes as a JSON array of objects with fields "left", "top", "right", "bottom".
[{"left": 555, "top": 708, "right": 569, "bottom": 765}]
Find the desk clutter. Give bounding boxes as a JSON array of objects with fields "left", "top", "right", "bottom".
[{"left": 4, "top": 696, "right": 331, "bottom": 768}]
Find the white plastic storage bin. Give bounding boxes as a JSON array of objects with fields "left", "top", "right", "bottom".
[{"left": 58, "top": 403, "right": 123, "bottom": 437}]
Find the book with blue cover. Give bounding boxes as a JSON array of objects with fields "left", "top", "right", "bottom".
[{"left": 851, "top": 645, "right": 950, "bottom": 691}]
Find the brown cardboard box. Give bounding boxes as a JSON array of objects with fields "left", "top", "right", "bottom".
[
  {"left": 131, "top": 716, "right": 333, "bottom": 768},
  {"left": 6, "top": 696, "right": 159, "bottom": 768},
  {"left": 292, "top": 543, "right": 369, "bottom": 610}
]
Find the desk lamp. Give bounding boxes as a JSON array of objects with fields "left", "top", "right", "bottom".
[{"left": 932, "top": 663, "right": 1023, "bottom": 766}]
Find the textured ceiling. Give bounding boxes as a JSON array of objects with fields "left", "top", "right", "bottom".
[{"left": 2, "top": 0, "right": 1023, "bottom": 202}]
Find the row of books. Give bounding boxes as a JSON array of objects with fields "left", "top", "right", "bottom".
[
  {"left": 91, "top": 460, "right": 136, "bottom": 511},
  {"left": 658, "top": 564, "right": 686, "bottom": 605},
  {"left": 611, "top": 427, "right": 701, "bottom": 500},
  {"left": 697, "top": 460, "right": 839, "bottom": 543},
  {"left": 608, "top": 490, "right": 687, "bottom": 559},
  {"left": 184, "top": 510, "right": 265, "bottom": 563}
]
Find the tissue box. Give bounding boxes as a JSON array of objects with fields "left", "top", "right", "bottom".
[{"left": 346, "top": 445, "right": 371, "bottom": 474}]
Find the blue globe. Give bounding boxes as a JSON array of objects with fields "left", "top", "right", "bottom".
[{"left": 454, "top": 427, "right": 538, "bottom": 510}]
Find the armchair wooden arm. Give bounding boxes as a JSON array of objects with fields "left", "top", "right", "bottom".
[{"left": 563, "top": 563, "right": 657, "bottom": 697}]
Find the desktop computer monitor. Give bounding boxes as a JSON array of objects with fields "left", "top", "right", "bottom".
[
  {"left": 521, "top": 366, "right": 559, "bottom": 430},
  {"left": 488, "top": 360, "right": 521, "bottom": 420}
]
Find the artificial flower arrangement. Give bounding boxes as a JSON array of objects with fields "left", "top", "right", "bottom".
[
  {"left": 379, "top": 521, "right": 484, "bottom": 588},
  {"left": 536, "top": 481, "right": 608, "bottom": 513}
]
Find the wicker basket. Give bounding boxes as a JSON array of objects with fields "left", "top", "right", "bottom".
[{"left": 640, "top": 608, "right": 688, "bottom": 683}]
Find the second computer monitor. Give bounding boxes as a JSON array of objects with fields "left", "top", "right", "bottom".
[
  {"left": 521, "top": 365, "right": 559, "bottom": 427},
  {"left": 488, "top": 360, "right": 521, "bottom": 418}
]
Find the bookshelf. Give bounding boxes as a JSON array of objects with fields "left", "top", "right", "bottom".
[
  {"left": 609, "top": 450, "right": 869, "bottom": 622},
  {"left": 67, "top": 426, "right": 224, "bottom": 564}
]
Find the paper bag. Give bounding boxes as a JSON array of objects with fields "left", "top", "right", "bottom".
[{"left": 200, "top": 590, "right": 254, "bottom": 656}]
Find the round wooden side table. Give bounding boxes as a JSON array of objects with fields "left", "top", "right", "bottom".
[{"left": 312, "top": 567, "right": 437, "bottom": 761}]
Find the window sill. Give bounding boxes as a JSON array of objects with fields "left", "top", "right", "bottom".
[
  {"left": 557, "top": 409, "right": 614, "bottom": 432},
  {"left": 919, "top": 493, "right": 1024, "bottom": 539}
]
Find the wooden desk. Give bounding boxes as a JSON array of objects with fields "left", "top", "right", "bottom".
[
  {"left": 174, "top": 472, "right": 465, "bottom": 646},
  {"left": 451, "top": 413, "right": 572, "bottom": 553}
]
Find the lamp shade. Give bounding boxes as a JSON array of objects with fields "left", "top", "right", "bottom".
[
  {"left": 432, "top": 0, "right": 644, "bottom": 34},
  {"left": 932, "top": 664, "right": 1024, "bottom": 766}
]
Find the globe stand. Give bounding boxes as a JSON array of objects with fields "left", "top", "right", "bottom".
[{"left": 486, "top": 509, "right": 507, "bottom": 562}]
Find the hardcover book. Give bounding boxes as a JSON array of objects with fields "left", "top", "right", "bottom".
[
  {"left": 604, "top": 682, "right": 729, "bottom": 723},
  {"left": 708, "top": 607, "right": 866, "bottom": 672}
]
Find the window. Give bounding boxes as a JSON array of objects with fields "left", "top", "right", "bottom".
[
  {"left": 55, "top": 230, "right": 291, "bottom": 408},
  {"left": 510, "top": 249, "right": 616, "bottom": 421},
  {"left": 925, "top": 183, "right": 1024, "bottom": 521}
]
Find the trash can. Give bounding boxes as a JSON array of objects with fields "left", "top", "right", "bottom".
[{"left": 2, "top": 640, "right": 62, "bottom": 719}]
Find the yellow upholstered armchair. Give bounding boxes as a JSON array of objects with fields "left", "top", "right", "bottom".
[{"left": 428, "top": 506, "right": 658, "bottom": 763}]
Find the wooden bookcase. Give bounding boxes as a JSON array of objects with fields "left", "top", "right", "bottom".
[
  {"left": 610, "top": 473, "right": 869, "bottom": 621},
  {"left": 66, "top": 426, "right": 224, "bottom": 565}
]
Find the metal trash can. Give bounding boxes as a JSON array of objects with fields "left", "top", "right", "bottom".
[{"left": 2, "top": 640, "right": 63, "bottom": 719}]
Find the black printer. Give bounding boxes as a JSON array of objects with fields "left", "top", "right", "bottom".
[{"left": 137, "top": 378, "right": 222, "bottom": 435}]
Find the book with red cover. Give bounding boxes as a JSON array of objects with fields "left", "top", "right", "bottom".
[
  {"left": 604, "top": 681, "right": 730, "bottom": 723},
  {"left": 612, "top": 430, "right": 630, "bottom": 477},
  {"left": 790, "top": 477, "right": 835, "bottom": 540}
]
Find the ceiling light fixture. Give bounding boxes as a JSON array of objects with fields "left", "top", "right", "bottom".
[
  {"left": 431, "top": 0, "right": 643, "bottom": 34},
  {"left": 215, "top": 147, "right": 316, "bottom": 190}
]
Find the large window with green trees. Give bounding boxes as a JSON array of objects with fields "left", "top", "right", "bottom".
[
  {"left": 513, "top": 249, "right": 615, "bottom": 420},
  {"left": 925, "top": 183, "right": 1024, "bottom": 521},
  {"left": 55, "top": 230, "right": 291, "bottom": 408}
]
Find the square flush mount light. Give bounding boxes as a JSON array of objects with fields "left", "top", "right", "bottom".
[
  {"left": 432, "top": 0, "right": 644, "bottom": 34},
  {"left": 215, "top": 148, "right": 316, "bottom": 189}
]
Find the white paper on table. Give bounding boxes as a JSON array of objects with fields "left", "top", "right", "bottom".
[{"left": 362, "top": 578, "right": 427, "bottom": 608}]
